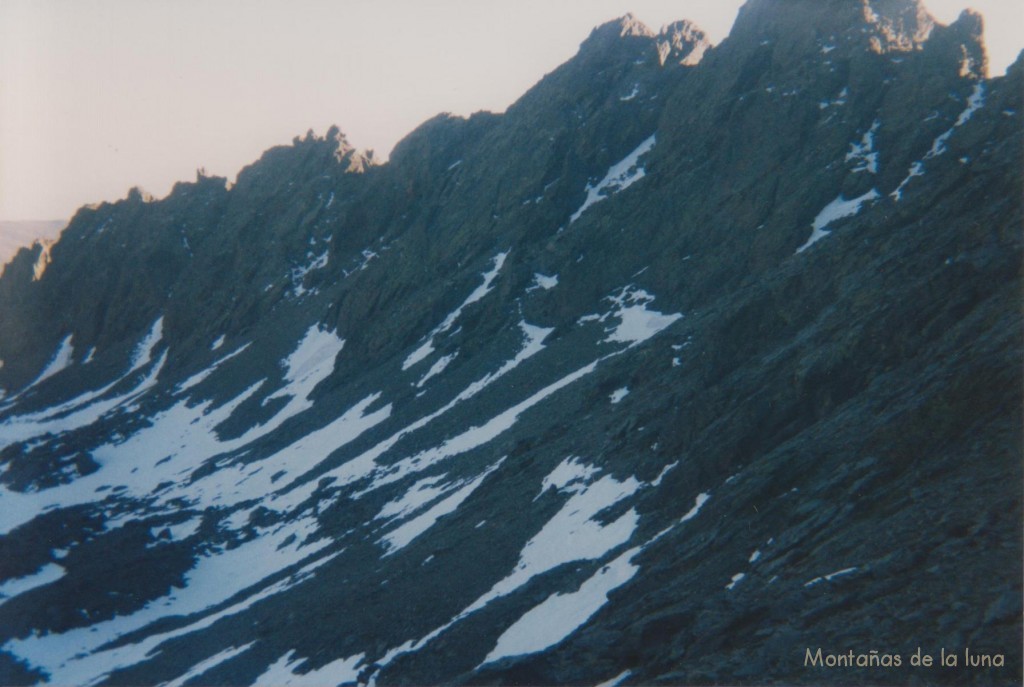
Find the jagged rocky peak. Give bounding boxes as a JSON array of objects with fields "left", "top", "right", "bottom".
[
  {"left": 657, "top": 20, "right": 710, "bottom": 66},
  {"left": 576, "top": 13, "right": 712, "bottom": 71},
  {"left": 289, "top": 125, "right": 373, "bottom": 171},
  {"left": 946, "top": 9, "right": 987, "bottom": 78},
  {"left": 579, "top": 13, "right": 655, "bottom": 54},
  {"left": 610, "top": 13, "right": 655, "bottom": 39},
  {"left": 860, "top": 0, "right": 935, "bottom": 52},
  {"left": 322, "top": 124, "right": 377, "bottom": 170},
  {"left": 729, "top": 0, "right": 937, "bottom": 54}
]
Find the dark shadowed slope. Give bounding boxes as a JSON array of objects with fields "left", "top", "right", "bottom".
[{"left": 0, "top": 1, "right": 1020, "bottom": 685}]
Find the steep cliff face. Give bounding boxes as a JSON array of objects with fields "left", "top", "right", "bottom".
[{"left": 0, "top": 1, "right": 1020, "bottom": 685}]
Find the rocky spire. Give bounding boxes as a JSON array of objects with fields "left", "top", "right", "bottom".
[
  {"left": 657, "top": 20, "right": 711, "bottom": 66},
  {"left": 576, "top": 13, "right": 655, "bottom": 56}
]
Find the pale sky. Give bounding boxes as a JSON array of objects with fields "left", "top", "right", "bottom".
[{"left": 1, "top": 0, "right": 1021, "bottom": 223}]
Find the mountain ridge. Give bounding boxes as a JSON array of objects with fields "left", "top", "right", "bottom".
[{"left": 0, "top": 0, "right": 1020, "bottom": 684}]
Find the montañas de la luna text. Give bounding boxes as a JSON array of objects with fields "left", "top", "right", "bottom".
[{"left": 805, "top": 648, "right": 1006, "bottom": 668}]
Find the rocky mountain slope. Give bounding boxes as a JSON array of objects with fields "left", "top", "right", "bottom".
[{"left": 0, "top": 0, "right": 1020, "bottom": 684}]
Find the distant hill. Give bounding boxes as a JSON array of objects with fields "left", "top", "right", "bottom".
[{"left": 0, "top": 221, "right": 66, "bottom": 268}]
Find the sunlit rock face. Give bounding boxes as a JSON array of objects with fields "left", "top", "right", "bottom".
[{"left": 0, "top": 0, "right": 1020, "bottom": 684}]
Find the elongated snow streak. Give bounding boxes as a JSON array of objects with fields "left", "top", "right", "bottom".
[
  {"left": 379, "top": 459, "right": 505, "bottom": 554},
  {"left": 680, "top": 492, "right": 711, "bottom": 523},
  {"left": 570, "top": 134, "right": 656, "bottom": 224},
  {"left": 0, "top": 348, "right": 384, "bottom": 538},
  {"left": 891, "top": 83, "right": 985, "bottom": 201},
  {"left": 368, "top": 456, "right": 699, "bottom": 679},
  {"left": 3, "top": 318, "right": 168, "bottom": 424},
  {"left": 176, "top": 343, "right": 251, "bottom": 393},
  {"left": 805, "top": 566, "right": 858, "bottom": 587},
  {"left": 402, "top": 251, "right": 508, "bottom": 370},
  {"left": 254, "top": 649, "right": 365, "bottom": 687},
  {"left": 160, "top": 643, "right": 255, "bottom": 687},
  {"left": 0, "top": 563, "right": 65, "bottom": 605},
  {"left": 0, "top": 350, "right": 167, "bottom": 454},
  {"left": 130, "top": 317, "right": 164, "bottom": 372},
  {"left": 353, "top": 360, "right": 599, "bottom": 495},
  {"left": 480, "top": 484, "right": 717, "bottom": 663},
  {"left": 272, "top": 321, "right": 551, "bottom": 509},
  {"left": 4, "top": 550, "right": 341, "bottom": 686},
  {"left": 795, "top": 189, "right": 880, "bottom": 253},
  {"left": 28, "top": 335, "right": 74, "bottom": 387},
  {"left": 725, "top": 572, "right": 745, "bottom": 590},
  {"left": 482, "top": 546, "right": 641, "bottom": 664},
  {"left": 371, "top": 463, "right": 640, "bottom": 670},
  {"left": 595, "top": 670, "right": 633, "bottom": 687},
  {"left": 415, "top": 353, "right": 456, "bottom": 388}
]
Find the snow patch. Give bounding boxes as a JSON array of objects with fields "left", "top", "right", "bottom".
[
  {"left": 380, "top": 459, "right": 504, "bottom": 554},
  {"left": 483, "top": 546, "right": 640, "bottom": 664},
  {"left": 130, "top": 317, "right": 165, "bottom": 372},
  {"left": 6, "top": 548, "right": 339, "bottom": 686},
  {"left": 373, "top": 462, "right": 640, "bottom": 666},
  {"left": 415, "top": 353, "right": 456, "bottom": 388},
  {"left": 151, "top": 518, "right": 203, "bottom": 543},
  {"left": 680, "top": 493, "right": 710, "bottom": 523},
  {"left": 254, "top": 650, "right": 365, "bottom": 687},
  {"left": 602, "top": 287, "right": 682, "bottom": 346},
  {"left": 538, "top": 456, "right": 600, "bottom": 498},
  {"left": 30, "top": 335, "right": 75, "bottom": 386},
  {"left": 0, "top": 563, "right": 65, "bottom": 602},
  {"left": 726, "top": 572, "right": 745, "bottom": 590},
  {"left": 796, "top": 189, "right": 880, "bottom": 253},
  {"left": 845, "top": 119, "right": 880, "bottom": 173},
  {"left": 805, "top": 566, "right": 858, "bottom": 587},
  {"left": 532, "top": 273, "right": 558, "bottom": 290},
  {"left": 595, "top": 670, "right": 633, "bottom": 687},
  {"left": 609, "top": 387, "right": 629, "bottom": 404},
  {"left": 570, "top": 134, "right": 656, "bottom": 224},
  {"left": 463, "top": 466, "right": 640, "bottom": 612},
  {"left": 376, "top": 474, "right": 450, "bottom": 523},
  {"left": 176, "top": 343, "right": 251, "bottom": 394},
  {"left": 650, "top": 461, "right": 678, "bottom": 487}
]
